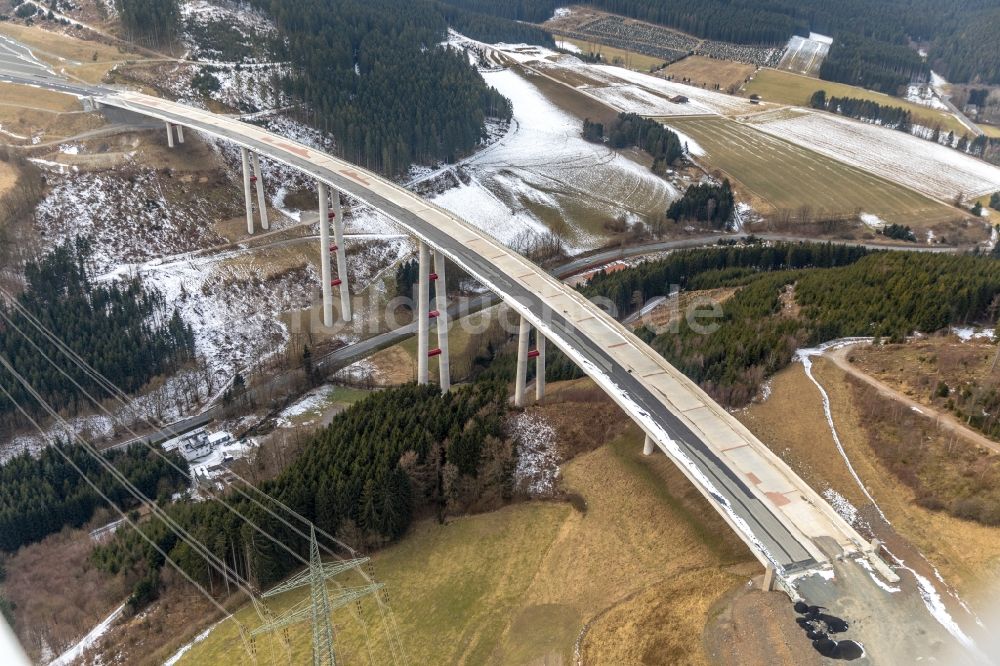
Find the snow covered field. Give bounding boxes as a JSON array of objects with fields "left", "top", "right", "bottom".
[
  {"left": 488, "top": 43, "right": 757, "bottom": 117},
  {"left": 587, "top": 64, "right": 759, "bottom": 116},
  {"left": 748, "top": 110, "right": 1000, "bottom": 200},
  {"left": 777, "top": 35, "right": 831, "bottom": 77},
  {"left": 429, "top": 67, "right": 676, "bottom": 250}
]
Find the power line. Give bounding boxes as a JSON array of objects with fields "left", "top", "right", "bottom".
[
  {"left": 0, "top": 290, "right": 406, "bottom": 663},
  {"left": 0, "top": 376, "right": 255, "bottom": 659}
]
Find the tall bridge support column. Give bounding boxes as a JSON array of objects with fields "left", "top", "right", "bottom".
[
  {"left": 250, "top": 152, "right": 268, "bottom": 231},
  {"left": 331, "top": 190, "right": 351, "bottom": 322},
  {"left": 643, "top": 434, "right": 654, "bottom": 455},
  {"left": 417, "top": 241, "right": 430, "bottom": 385},
  {"left": 317, "top": 182, "right": 334, "bottom": 327},
  {"left": 165, "top": 121, "right": 175, "bottom": 148},
  {"left": 240, "top": 147, "right": 254, "bottom": 234},
  {"left": 175, "top": 124, "right": 184, "bottom": 144},
  {"left": 433, "top": 250, "right": 450, "bottom": 392},
  {"left": 515, "top": 316, "right": 530, "bottom": 408},
  {"left": 535, "top": 335, "right": 546, "bottom": 401}
]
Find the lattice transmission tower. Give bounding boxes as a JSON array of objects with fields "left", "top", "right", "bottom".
[{"left": 249, "top": 527, "right": 383, "bottom": 666}]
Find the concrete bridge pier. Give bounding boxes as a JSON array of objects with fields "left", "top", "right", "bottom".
[
  {"left": 433, "top": 249, "right": 450, "bottom": 392},
  {"left": 175, "top": 124, "right": 184, "bottom": 144},
  {"left": 240, "top": 147, "right": 254, "bottom": 234},
  {"left": 317, "top": 182, "right": 334, "bottom": 327},
  {"left": 330, "top": 190, "right": 351, "bottom": 322},
  {"left": 165, "top": 121, "right": 175, "bottom": 148},
  {"left": 514, "top": 316, "right": 531, "bottom": 408},
  {"left": 250, "top": 152, "right": 268, "bottom": 231},
  {"left": 417, "top": 241, "right": 431, "bottom": 385},
  {"left": 643, "top": 434, "right": 655, "bottom": 455},
  {"left": 534, "top": 335, "right": 545, "bottom": 401}
]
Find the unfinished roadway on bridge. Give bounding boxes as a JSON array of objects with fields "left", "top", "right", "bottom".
[{"left": 0, "top": 56, "right": 984, "bottom": 663}]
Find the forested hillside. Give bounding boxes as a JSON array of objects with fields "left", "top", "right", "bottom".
[
  {"left": 94, "top": 380, "right": 515, "bottom": 600},
  {"left": 0, "top": 443, "right": 189, "bottom": 552},
  {"left": 580, "top": 244, "right": 1000, "bottom": 405},
  {"left": 460, "top": 0, "right": 1000, "bottom": 87},
  {"left": 0, "top": 240, "right": 195, "bottom": 425},
  {"left": 243, "top": 0, "right": 525, "bottom": 175},
  {"left": 115, "top": 0, "right": 180, "bottom": 45}
]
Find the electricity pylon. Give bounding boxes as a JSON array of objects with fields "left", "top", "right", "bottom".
[{"left": 250, "top": 527, "right": 382, "bottom": 666}]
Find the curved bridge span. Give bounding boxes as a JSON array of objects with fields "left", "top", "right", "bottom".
[{"left": 91, "top": 89, "right": 875, "bottom": 582}]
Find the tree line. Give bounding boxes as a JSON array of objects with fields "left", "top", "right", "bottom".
[
  {"left": 0, "top": 443, "right": 189, "bottom": 552},
  {"left": 92, "top": 379, "right": 516, "bottom": 604},
  {"left": 583, "top": 113, "right": 684, "bottom": 176},
  {"left": 809, "top": 91, "right": 913, "bottom": 131},
  {"left": 0, "top": 239, "right": 195, "bottom": 426}
]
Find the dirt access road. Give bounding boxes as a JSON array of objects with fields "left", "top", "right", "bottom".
[{"left": 827, "top": 342, "right": 1000, "bottom": 454}]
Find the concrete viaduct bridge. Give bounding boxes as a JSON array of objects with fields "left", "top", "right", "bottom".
[
  {"left": 96, "top": 90, "right": 887, "bottom": 586},
  {"left": 3, "top": 64, "right": 982, "bottom": 662}
]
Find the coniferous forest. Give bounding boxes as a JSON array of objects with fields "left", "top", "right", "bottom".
[
  {"left": 455, "top": 0, "right": 1000, "bottom": 87},
  {"left": 0, "top": 444, "right": 189, "bottom": 552},
  {"left": 0, "top": 239, "right": 195, "bottom": 424},
  {"left": 581, "top": 245, "right": 1000, "bottom": 405},
  {"left": 666, "top": 181, "right": 735, "bottom": 228},
  {"left": 241, "top": 0, "right": 518, "bottom": 176},
  {"left": 93, "top": 380, "right": 514, "bottom": 598},
  {"left": 115, "top": 0, "right": 180, "bottom": 45}
]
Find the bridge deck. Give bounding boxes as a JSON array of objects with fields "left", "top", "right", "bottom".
[{"left": 95, "top": 90, "right": 869, "bottom": 574}]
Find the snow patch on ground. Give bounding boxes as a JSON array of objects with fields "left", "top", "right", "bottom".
[
  {"left": 163, "top": 619, "right": 225, "bottom": 666},
  {"left": 905, "top": 83, "right": 949, "bottom": 111},
  {"left": 886, "top": 551, "right": 985, "bottom": 658},
  {"left": 555, "top": 40, "right": 581, "bottom": 54},
  {"left": 180, "top": 0, "right": 277, "bottom": 64},
  {"left": 822, "top": 487, "right": 859, "bottom": 527},
  {"left": 951, "top": 326, "right": 995, "bottom": 342},
  {"left": 429, "top": 67, "right": 674, "bottom": 252},
  {"left": 34, "top": 167, "right": 231, "bottom": 274},
  {"left": 856, "top": 557, "right": 901, "bottom": 593},
  {"left": 275, "top": 385, "right": 334, "bottom": 428},
  {"left": 49, "top": 603, "right": 125, "bottom": 666},
  {"left": 859, "top": 212, "right": 886, "bottom": 230},
  {"left": 508, "top": 411, "right": 561, "bottom": 496}
]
